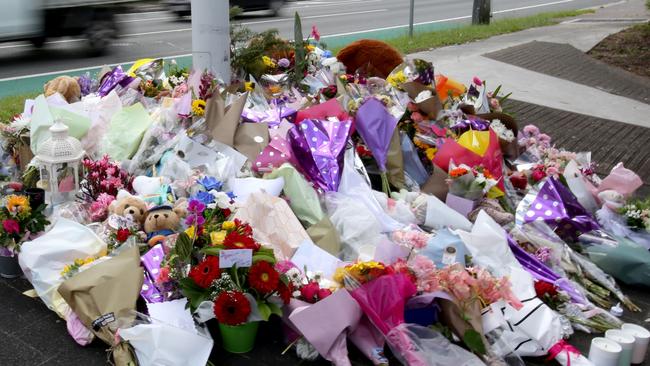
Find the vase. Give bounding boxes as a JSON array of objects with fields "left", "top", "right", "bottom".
[
  {"left": 0, "top": 254, "right": 22, "bottom": 279},
  {"left": 218, "top": 321, "right": 259, "bottom": 353}
]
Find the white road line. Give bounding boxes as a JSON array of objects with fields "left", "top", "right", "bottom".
[
  {"left": 240, "top": 9, "right": 387, "bottom": 25},
  {"left": 285, "top": 0, "right": 381, "bottom": 9},
  {"left": 118, "top": 16, "right": 177, "bottom": 24}
]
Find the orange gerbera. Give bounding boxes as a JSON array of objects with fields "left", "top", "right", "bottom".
[
  {"left": 449, "top": 167, "right": 469, "bottom": 178},
  {"left": 6, "top": 195, "right": 30, "bottom": 215}
]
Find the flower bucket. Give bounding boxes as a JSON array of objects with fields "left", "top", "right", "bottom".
[
  {"left": 219, "top": 321, "right": 259, "bottom": 353},
  {"left": 0, "top": 255, "right": 22, "bottom": 279}
]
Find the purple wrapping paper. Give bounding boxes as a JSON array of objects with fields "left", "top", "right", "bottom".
[
  {"left": 507, "top": 235, "right": 587, "bottom": 304},
  {"left": 355, "top": 98, "right": 399, "bottom": 172},
  {"left": 523, "top": 177, "right": 600, "bottom": 241},
  {"left": 242, "top": 100, "right": 296, "bottom": 127},
  {"left": 445, "top": 193, "right": 478, "bottom": 218},
  {"left": 141, "top": 271, "right": 164, "bottom": 303},
  {"left": 288, "top": 118, "right": 352, "bottom": 192},
  {"left": 449, "top": 116, "right": 490, "bottom": 135},
  {"left": 140, "top": 244, "right": 165, "bottom": 303},
  {"left": 97, "top": 66, "right": 135, "bottom": 97}
]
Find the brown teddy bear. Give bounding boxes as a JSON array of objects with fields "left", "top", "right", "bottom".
[
  {"left": 44, "top": 76, "right": 81, "bottom": 103},
  {"left": 144, "top": 204, "right": 186, "bottom": 247},
  {"left": 109, "top": 192, "right": 148, "bottom": 227},
  {"left": 336, "top": 39, "right": 403, "bottom": 79}
]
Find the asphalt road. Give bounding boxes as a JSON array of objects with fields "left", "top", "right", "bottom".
[{"left": 0, "top": 0, "right": 614, "bottom": 81}]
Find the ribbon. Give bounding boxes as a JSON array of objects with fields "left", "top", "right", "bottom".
[
  {"left": 546, "top": 340, "right": 581, "bottom": 366},
  {"left": 449, "top": 116, "right": 490, "bottom": 135}
]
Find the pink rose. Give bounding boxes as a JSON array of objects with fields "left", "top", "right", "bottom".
[
  {"left": 531, "top": 169, "right": 546, "bottom": 182},
  {"left": 411, "top": 112, "right": 424, "bottom": 123},
  {"left": 407, "top": 102, "right": 419, "bottom": 112},
  {"left": 546, "top": 166, "right": 559, "bottom": 176},
  {"left": 157, "top": 267, "right": 170, "bottom": 284},
  {"left": 472, "top": 76, "right": 483, "bottom": 86},
  {"left": 2, "top": 219, "right": 20, "bottom": 235}
]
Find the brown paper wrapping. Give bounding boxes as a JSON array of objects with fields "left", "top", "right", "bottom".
[
  {"left": 58, "top": 246, "right": 143, "bottom": 366},
  {"left": 438, "top": 298, "right": 489, "bottom": 353},
  {"left": 419, "top": 165, "right": 449, "bottom": 201},
  {"left": 306, "top": 216, "right": 341, "bottom": 256},
  {"left": 16, "top": 133, "right": 33, "bottom": 171},
  {"left": 402, "top": 81, "right": 442, "bottom": 119},
  {"left": 386, "top": 129, "right": 406, "bottom": 190},
  {"left": 234, "top": 122, "right": 270, "bottom": 163},
  {"left": 204, "top": 92, "right": 248, "bottom": 146}
]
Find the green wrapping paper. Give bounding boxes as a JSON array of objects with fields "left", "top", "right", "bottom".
[
  {"left": 585, "top": 238, "right": 650, "bottom": 286},
  {"left": 30, "top": 94, "right": 91, "bottom": 154},
  {"left": 265, "top": 164, "right": 341, "bottom": 255},
  {"left": 103, "top": 103, "right": 153, "bottom": 160}
]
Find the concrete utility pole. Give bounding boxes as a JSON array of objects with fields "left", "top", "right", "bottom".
[
  {"left": 409, "top": 0, "right": 415, "bottom": 37},
  {"left": 191, "top": 0, "right": 231, "bottom": 83},
  {"left": 472, "top": 0, "right": 491, "bottom": 25}
]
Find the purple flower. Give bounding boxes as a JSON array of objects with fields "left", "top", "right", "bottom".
[
  {"left": 278, "top": 58, "right": 291, "bottom": 68},
  {"left": 77, "top": 73, "right": 93, "bottom": 96},
  {"left": 198, "top": 176, "right": 222, "bottom": 191},
  {"left": 188, "top": 199, "right": 206, "bottom": 214},
  {"left": 185, "top": 214, "right": 205, "bottom": 227}
]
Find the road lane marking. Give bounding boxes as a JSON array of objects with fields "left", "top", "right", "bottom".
[{"left": 240, "top": 9, "right": 388, "bottom": 25}]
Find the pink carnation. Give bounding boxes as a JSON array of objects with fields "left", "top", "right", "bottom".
[
  {"left": 2, "top": 219, "right": 20, "bottom": 235},
  {"left": 522, "top": 125, "right": 540, "bottom": 137}
]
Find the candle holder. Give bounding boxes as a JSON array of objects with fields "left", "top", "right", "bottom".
[
  {"left": 606, "top": 329, "right": 635, "bottom": 366},
  {"left": 621, "top": 323, "right": 650, "bottom": 364},
  {"left": 589, "top": 337, "right": 622, "bottom": 366}
]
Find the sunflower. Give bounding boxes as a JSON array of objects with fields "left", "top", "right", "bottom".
[
  {"left": 6, "top": 195, "right": 30, "bottom": 215},
  {"left": 248, "top": 261, "right": 279, "bottom": 294},
  {"left": 192, "top": 99, "right": 206, "bottom": 116},
  {"left": 188, "top": 256, "right": 221, "bottom": 288},
  {"left": 213, "top": 291, "right": 251, "bottom": 326}
]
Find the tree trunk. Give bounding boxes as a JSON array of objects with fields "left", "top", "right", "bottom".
[{"left": 472, "top": 0, "right": 491, "bottom": 25}]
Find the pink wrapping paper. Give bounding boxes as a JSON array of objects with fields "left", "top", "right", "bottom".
[
  {"left": 595, "top": 162, "right": 643, "bottom": 198},
  {"left": 253, "top": 135, "right": 298, "bottom": 174},
  {"left": 295, "top": 98, "right": 349, "bottom": 124}
]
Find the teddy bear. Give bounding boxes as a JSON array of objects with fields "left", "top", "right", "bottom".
[
  {"left": 336, "top": 39, "right": 404, "bottom": 79},
  {"left": 144, "top": 203, "right": 186, "bottom": 247},
  {"left": 109, "top": 191, "right": 149, "bottom": 228},
  {"left": 44, "top": 76, "right": 81, "bottom": 103}
]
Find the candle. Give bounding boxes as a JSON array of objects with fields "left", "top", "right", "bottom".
[
  {"left": 606, "top": 329, "right": 635, "bottom": 366},
  {"left": 621, "top": 323, "right": 650, "bottom": 364},
  {"left": 588, "top": 337, "right": 622, "bottom": 366}
]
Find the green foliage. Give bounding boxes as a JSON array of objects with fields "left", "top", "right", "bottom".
[
  {"left": 179, "top": 277, "right": 211, "bottom": 311},
  {"left": 174, "top": 232, "right": 193, "bottom": 261},
  {"left": 463, "top": 329, "right": 487, "bottom": 355},
  {"left": 293, "top": 12, "right": 305, "bottom": 82},
  {"left": 230, "top": 26, "right": 290, "bottom": 79}
]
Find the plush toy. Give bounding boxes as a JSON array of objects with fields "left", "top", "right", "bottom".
[
  {"left": 108, "top": 191, "right": 148, "bottom": 227},
  {"left": 132, "top": 176, "right": 171, "bottom": 206},
  {"left": 143, "top": 204, "right": 186, "bottom": 246},
  {"left": 44, "top": 76, "right": 81, "bottom": 103},
  {"left": 336, "top": 39, "right": 403, "bottom": 79}
]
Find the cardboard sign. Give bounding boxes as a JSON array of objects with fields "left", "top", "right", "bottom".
[{"left": 219, "top": 249, "right": 253, "bottom": 268}]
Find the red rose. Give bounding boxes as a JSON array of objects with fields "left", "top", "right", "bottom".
[
  {"left": 509, "top": 173, "right": 528, "bottom": 190},
  {"left": 248, "top": 261, "right": 280, "bottom": 294},
  {"left": 317, "top": 288, "right": 332, "bottom": 301},
  {"left": 188, "top": 256, "right": 221, "bottom": 288},
  {"left": 534, "top": 280, "right": 558, "bottom": 298},
  {"left": 213, "top": 291, "right": 251, "bottom": 326},
  {"left": 277, "top": 281, "right": 293, "bottom": 304},
  {"left": 300, "top": 282, "right": 320, "bottom": 303},
  {"left": 116, "top": 228, "right": 130, "bottom": 243}
]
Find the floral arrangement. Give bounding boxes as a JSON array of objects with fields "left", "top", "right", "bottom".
[
  {"left": 447, "top": 163, "right": 499, "bottom": 200},
  {"left": 619, "top": 199, "right": 650, "bottom": 232},
  {"left": 279, "top": 261, "right": 333, "bottom": 304},
  {"left": 60, "top": 251, "right": 107, "bottom": 279},
  {"left": 489, "top": 119, "right": 515, "bottom": 142},
  {"left": 80, "top": 155, "right": 134, "bottom": 202},
  {"left": 0, "top": 195, "right": 50, "bottom": 252},
  {"left": 333, "top": 261, "right": 394, "bottom": 286}
]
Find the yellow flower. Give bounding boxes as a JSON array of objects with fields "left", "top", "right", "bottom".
[
  {"left": 333, "top": 267, "right": 347, "bottom": 284},
  {"left": 425, "top": 147, "right": 437, "bottom": 161},
  {"left": 61, "top": 265, "right": 71, "bottom": 277},
  {"left": 386, "top": 71, "right": 406, "bottom": 88},
  {"left": 6, "top": 195, "right": 30, "bottom": 215},
  {"left": 185, "top": 226, "right": 196, "bottom": 239},
  {"left": 191, "top": 99, "right": 206, "bottom": 116},
  {"left": 262, "top": 56, "right": 276, "bottom": 68},
  {"left": 210, "top": 230, "right": 227, "bottom": 245},
  {"left": 306, "top": 45, "right": 316, "bottom": 52},
  {"left": 244, "top": 82, "right": 254, "bottom": 92},
  {"left": 74, "top": 258, "right": 85, "bottom": 266},
  {"left": 413, "top": 137, "right": 428, "bottom": 150},
  {"left": 84, "top": 257, "right": 95, "bottom": 265},
  {"left": 221, "top": 221, "right": 235, "bottom": 230}
]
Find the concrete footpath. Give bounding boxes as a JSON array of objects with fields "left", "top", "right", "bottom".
[{"left": 1, "top": 2, "right": 650, "bottom": 365}]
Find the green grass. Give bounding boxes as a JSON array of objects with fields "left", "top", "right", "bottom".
[
  {"left": 331, "top": 9, "right": 594, "bottom": 54},
  {"left": 0, "top": 93, "right": 38, "bottom": 122}
]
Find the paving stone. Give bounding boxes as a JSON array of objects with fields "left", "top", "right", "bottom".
[{"left": 485, "top": 41, "right": 650, "bottom": 105}]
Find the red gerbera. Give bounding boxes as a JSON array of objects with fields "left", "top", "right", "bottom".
[
  {"left": 234, "top": 219, "right": 253, "bottom": 236},
  {"left": 223, "top": 231, "right": 259, "bottom": 250},
  {"left": 213, "top": 291, "right": 251, "bottom": 326},
  {"left": 188, "top": 256, "right": 221, "bottom": 288},
  {"left": 248, "top": 261, "right": 279, "bottom": 294}
]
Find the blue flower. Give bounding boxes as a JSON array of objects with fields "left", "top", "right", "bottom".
[
  {"left": 191, "top": 191, "right": 215, "bottom": 205},
  {"left": 198, "top": 176, "right": 222, "bottom": 191},
  {"left": 323, "top": 50, "right": 332, "bottom": 58},
  {"left": 226, "top": 191, "right": 236, "bottom": 200}
]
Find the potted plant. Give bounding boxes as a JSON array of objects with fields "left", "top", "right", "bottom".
[{"left": 0, "top": 194, "right": 50, "bottom": 278}]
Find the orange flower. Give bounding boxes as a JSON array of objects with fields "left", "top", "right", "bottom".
[{"left": 449, "top": 167, "right": 469, "bottom": 178}]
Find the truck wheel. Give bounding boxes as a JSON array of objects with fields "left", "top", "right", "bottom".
[{"left": 85, "top": 21, "right": 114, "bottom": 56}]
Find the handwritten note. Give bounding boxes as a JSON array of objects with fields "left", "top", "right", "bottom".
[{"left": 219, "top": 249, "right": 253, "bottom": 268}]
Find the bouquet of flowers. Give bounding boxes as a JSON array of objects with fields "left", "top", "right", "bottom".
[
  {"left": 0, "top": 194, "right": 50, "bottom": 253},
  {"left": 79, "top": 155, "right": 134, "bottom": 203},
  {"left": 619, "top": 198, "right": 650, "bottom": 232},
  {"left": 448, "top": 163, "right": 499, "bottom": 201}
]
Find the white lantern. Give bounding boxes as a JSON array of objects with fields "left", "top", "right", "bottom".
[{"left": 34, "top": 120, "right": 85, "bottom": 206}]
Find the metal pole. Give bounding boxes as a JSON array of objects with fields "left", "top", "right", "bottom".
[
  {"left": 409, "top": 0, "right": 415, "bottom": 37},
  {"left": 191, "top": 0, "right": 231, "bottom": 83}
]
